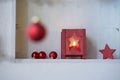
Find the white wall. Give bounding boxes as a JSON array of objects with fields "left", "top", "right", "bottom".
[
  {"left": 0, "top": 0, "right": 14, "bottom": 61},
  {"left": 0, "top": 0, "right": 120, "bottom": 80},
  {"left": 26, "top": 0, "right": 120, "bottom": 59}
]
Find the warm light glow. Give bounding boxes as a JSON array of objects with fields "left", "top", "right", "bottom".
[
  {"left": 72, "top": 41, "right": 77, "bottom": 46},
  {"left": 68, "top": 33, "right": 80, "bottom": 51}
]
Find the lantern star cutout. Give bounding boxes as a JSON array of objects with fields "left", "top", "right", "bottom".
[
  {"left": 69, "top": 33, "right": 80, "bottom": 51},
  {"left": 99, "top": 44, "right": 116, "bottom": 59}
]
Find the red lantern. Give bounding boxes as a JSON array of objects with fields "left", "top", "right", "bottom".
[
  {"left": 49, "top": 51, "right": 57, "bottom": 59},
  {"left": 38, "top": 51, "right": 47, "bottom": 59},
  {"left": 31, "top": 51, "right": 39, "bottom": 59}
]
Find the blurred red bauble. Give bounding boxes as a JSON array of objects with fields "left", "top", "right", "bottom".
[
  {"left": 49, "top": 51, "right": 57, "bottom": 59},
  {"left": 32, "top": 51, "right": 39, "bottom": 59},
  {"left": 38, "top": 51, "right": 47, "bottom": 59},
  {"left": 26, "top": 23, "right": 46, "bottom": 42}
]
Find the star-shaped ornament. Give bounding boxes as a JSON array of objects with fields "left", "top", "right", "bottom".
[
  {"left": 69, "top": 33, "right": 80, "bottom": 51},
  {"left": 99, "top": 44, "right": 116, "bottom": 59}
]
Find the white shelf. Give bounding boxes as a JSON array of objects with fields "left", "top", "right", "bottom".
[{"left": 15, "top": 59, "right": 120, "bottom": 63}]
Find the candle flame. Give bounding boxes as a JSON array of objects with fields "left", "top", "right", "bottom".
[{"left": 72, "top": 41, "right": 77, "bottom": 46}]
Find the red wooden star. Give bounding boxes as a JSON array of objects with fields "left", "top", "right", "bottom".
[{"left": 99, "top": 44, "right": 116, "bottom": 59}]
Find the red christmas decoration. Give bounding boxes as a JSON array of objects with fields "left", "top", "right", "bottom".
[
  {"left": 38, "top": 51, "right": 47, "bottom": 59},
  {"left": 26, "top": 23, "right": 46, "bottom": 42},
  {"left": 26, "top": 19, "right": 46, "bottom": 42},
  {"left": 61, "top": 29, "right": 86, "bottom": 59},
  {"left": 32, "top": 51, "right": 39, "bottom": 59},
  {"left": 99, "top": 44, "right": 116, "bottom": 59},
  {"left": 49, "top": 51, "right": 58, "bottom": 59}
]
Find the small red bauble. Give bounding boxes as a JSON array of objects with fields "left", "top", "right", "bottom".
[
  {"left": 49, "top": 51, "right": 57, "bottom": 59},
  {"left": 32, "top": 51, "right": 39, "bottom": 59},
  {"left": 26, "top": 23, "right": 46, "bottom": 42},
  {"left": 38, "top": 51, "right": 47, "bottom": 59}
]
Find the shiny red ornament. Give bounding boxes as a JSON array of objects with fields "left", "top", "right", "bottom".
[
  {"left": 26, "top": 23, "right": 46, "bottom": 42},
  {"left": 38, "top": 51, "right": 47, "bottom": 59},
  {"left": 49, "top": 51, "right": 57, "bottom": 59},
  {"left": 32, "top": 51, "right": 39, "bottom": 59}
]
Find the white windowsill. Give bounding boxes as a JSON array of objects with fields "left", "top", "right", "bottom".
[{"left": 15, "top": 59, "right": 120, "bottom": 63}]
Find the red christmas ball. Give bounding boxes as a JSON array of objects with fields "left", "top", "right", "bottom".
[
  {"left": 26, "top": 23, "right": 46, "bottom": 42},
  {"left": 32, "top": 51, "right": 39, "bottom": 59},
  {"left": 38, "top": 51, "right": 47, "bottom": 59},
  {"left": 49, "top": 51, "right": 57, "bottom": 59}
]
